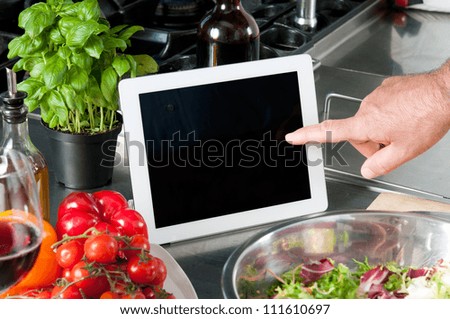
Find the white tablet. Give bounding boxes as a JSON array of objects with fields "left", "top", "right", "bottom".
[{"left": 119, "top": 54, "right": 328, "bottom": 244}]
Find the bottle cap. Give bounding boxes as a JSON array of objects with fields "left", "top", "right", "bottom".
[{"left": 0, "top": 68, "right": 28, "bottom": 124}]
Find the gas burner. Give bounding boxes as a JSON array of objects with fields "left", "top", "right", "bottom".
[{"left": 153, "top": 0, "right": 214, "bottom": 28}]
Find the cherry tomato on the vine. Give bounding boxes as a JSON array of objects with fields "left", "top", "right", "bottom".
[
  {"left": 121, "top": 291, "right": 146, "bottom": 299},
  {"left": 123, "top": 234, "right": 151, "bottom": 260},
  {"left": 127, "top": 254, "right": 158, "bottom": 285},
  {"left": 71, "top": 261, "right": 109, "bottom": 298},
  {"left": 100, "top": 291, "right": 121, "bottom": 299},
  {"left": 84, "top": 234, "right": 119, "bottom": 264},
  {"left": 148, "top": 257, "right": 167, "bottom": 287},
  {"left": 62, "top": 268, "right": 72, "bottom": 282},
  {"left": 35, "top": 290, "right": 52, "bottom": 299},
  {"left": 55, "top": 240, "right": 84, "bottom": 269},
  {"left": 51, "top": 285, "right": 82, "bottom": 299}
]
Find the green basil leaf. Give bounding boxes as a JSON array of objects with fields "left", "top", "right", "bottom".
[
  {"left": 59, "top": 84, "right": 77, "bottom": 111},
  {"left": 78, "top": 0, "right": 101, "bottom": 22},
  {"left": 47, "top": 0, "right": 64, "bottom": 7},
  {"left": 100, "top": 67, "right": 118, "bottom": 104},
  {"left": 79, "top": 120, "right": 90, "bottom": 129},
  {"left": 17, "top": 78, "right": 44, "bottom": 98},
  {"left": 67, "top": 66, "right": 89, "bottom": 92},
  {"left": 49, "top": 27, "right": 65, "bottom": 44},
  {"left": 133, "top": 54, "right": 159, "bottom": 76},
  {"left": 31, "top": 86, "right": 49, "bottom": 102},
  {"left": 29, "top": 62, "right": 45, "bottom": 78},
  {"left": 25, "top": 97, "right": 39, "bottom": 113},
  {"left": 20, "top": 4, "right": 55, "bottom": 38},
  {"left": 18, "top": 3, "right": 48, "bottom": 29},
  {"left": 118, "top": 25, "right": 144, "bottom": 41},
  {"left": 42, "top": 56, "right": 67, "bottom": 89},
  {"left": 74, "top": 94, "right": 86, "bottom": 114},
  {"left": 87, "top": 76, "right": 108, "bottom": 109},
  {"left": 102, "top": 36, "right": 127, "bottom": 52},
  {"left": 10, "top": 34, "right": 46, "bottom": 57},
  {"left": 7, "top": 35, "right": 31, "bottom": 58},
  {"left": 47, "top": 90, "right": 68, "bottom": 125},
  {"left": 110, "top": 25, "right": 128, "bottom": 35},
  {"left": 84, "top": 35, "right": 104, "bottom": 59},
  {"left": 126, "top": 55, "right": 137, "bottom": 78},
  {"left": 49, "top": 114, "right": 59, "bottom": 129},
  {"left": 71, "top": 52, "right": 93, "bottom": 73},
  {"left": 28, "top": 35, "right": 46, "bottom": 55},
  {"left": 58, "top": 2, "right": 80, "bottom": 17},
  {"left": 66, "top": 20, "right": 98, "bottom": 48},
  {"left": 57, "top": 46, "right": 72, "bottom": 60},
  {"left": 41, "top": 103, "right": 54, "bottom": 125},
  {"left": 12, "top": 58, "right": 25, "bottom": 72},
  {"left": 39, "top": 94, "right": 55, "bottom": 126},
  {"left": 95, "top": 24, "right": 110, "bottom": 35},
  {"left": 58, "top": 16, "right": 83, "bottom": 37},
  {"left": 112, "top": 55, "right": 131, "bottom": 77},
  {"left": 23, "top": 57, "right": 44, "bottom": 73},
  {"left": 18, "top": 5, "right": 38, "bottom": 30}
]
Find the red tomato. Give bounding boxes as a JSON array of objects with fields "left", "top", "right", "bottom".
[
  {"left": 148, "top": 286, "right": 176, "bottom": 299},
  {"left": 62, "top": 268, "right": 72, "bottom": 282},
  {"left": 56, "top": 191, "right": 149, "bottom": 242},
  {"left": 100, "top": 291, "right": 121, "bottom": 299},
  {"left": 123, "top": 234, "right": 151, "bottom": 260},
  {"left": 142, "top": 286, "right": 155, "bottom": 299},
  {"left": 51, "top": 285, "right": 83, "bottom": 299},
  {"left": 55, "top": 240, "right": 84, "bottom": 269},
  {"left": 127, "top": 254, "right": 158, "bottom": 285},
  {"left": 93, "top": 190, "right": 128, "bottom": 221},
  {"left": 110, "top": 208, "right": 148, "bottom": 238},
  {"left": 35, "top": 290, "right": 52, "bottom": 299},
  {"left": 122, "top": 291, "right": 146, "bottom": 299},
  {"left": 71, "top": 261, "right": 110, "bottom": 298},
  {"left": 84, "top": 234, "right": 119, "bottom": 264},
  {"left": 148, "top": 257, "right": 167, "bottom": 287},
  {"left": 57, "top": 192, "right": 100, "bottom": 220},
  {"left": 56, "top": 211, "right": 99, "bottom": 239},
  {"left": 92, "top": 221, "right": 121, "bottom": 236}
]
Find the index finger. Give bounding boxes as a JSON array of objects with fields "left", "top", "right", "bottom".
[{"left": 285, "top": 118, "right": 361, "bottom": 145}]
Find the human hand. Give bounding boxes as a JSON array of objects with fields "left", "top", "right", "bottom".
[{"left": 285, "top": 62, "right": 450, "bottom": 179}]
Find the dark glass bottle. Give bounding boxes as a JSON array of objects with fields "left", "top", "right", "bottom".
[
  {"left": 196, "top": 0, "right": 260, "bottom": 67},
  {"left": 0, "top": 69, "right": 50, "bottom": 222}
]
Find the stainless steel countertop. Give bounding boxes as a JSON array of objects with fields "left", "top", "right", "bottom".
[
  {"left": 319, "top": 8, "right": 450, "bottom": 76},
  {"left": 5, "top": 3, "right": 450, "bottom": 299},
  {"left": 165, "top": 5, "right": 450, "bottom": 298}
]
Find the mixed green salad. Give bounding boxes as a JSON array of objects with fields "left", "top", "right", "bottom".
[{"left": 239, "top": 258, "right": 450, "bottom": 299}]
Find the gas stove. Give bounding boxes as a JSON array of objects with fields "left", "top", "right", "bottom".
[{"left": 0, "top": 0, "right": 376, "bottom": 89}]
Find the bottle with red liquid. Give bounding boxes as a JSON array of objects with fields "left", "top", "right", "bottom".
[
  {"left": 196, "top": 0, "right": 260, "bottom": 67},
  {"left": 0, "top": 148, "right": 42, "bottom": 292}
]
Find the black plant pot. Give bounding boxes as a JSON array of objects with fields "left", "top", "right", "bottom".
[{"left": 43, "top": 115, "right": 122, "bottom": 189}]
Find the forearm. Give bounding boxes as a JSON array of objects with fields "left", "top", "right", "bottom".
[{"left": 431, "top": 59, "right": 450, "bottom": 128}]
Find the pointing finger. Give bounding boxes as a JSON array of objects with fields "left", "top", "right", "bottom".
[{"left": 285, "top": 118, "right": 362, "bottom": 145}]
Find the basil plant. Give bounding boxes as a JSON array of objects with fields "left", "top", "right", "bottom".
[{"left": 8, "top": 0, "right": 158, "bottom": 134}]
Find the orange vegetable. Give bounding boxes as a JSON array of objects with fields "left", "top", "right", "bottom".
[{"left": 1, "top": 220, "right": 61, "bottom": 298}]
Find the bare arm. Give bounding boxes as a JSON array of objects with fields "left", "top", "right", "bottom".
[{"left": 285, "top": 60, "right": 450, "bottom": 179}]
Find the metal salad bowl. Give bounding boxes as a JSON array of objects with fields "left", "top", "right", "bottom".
[{"left": 221, "top": 210, "right": 450, "bottom": 299}]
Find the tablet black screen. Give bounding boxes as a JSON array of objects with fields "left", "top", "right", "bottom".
[{"left": 138, "top": 71, "right": 311, "bottom": 228}]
